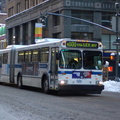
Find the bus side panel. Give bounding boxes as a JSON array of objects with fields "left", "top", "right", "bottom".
[
  {"left": 21, "top": 63, "right": 48, "bottom": 88},
  {"left": 0, "top": 51, "right": 10, "bottom": 83},
  {"left": 0, "top": 64, "right": 10, "bottom": 83},
  {"left": 0, "top": 54, "right": 2, "bottom": 80}
]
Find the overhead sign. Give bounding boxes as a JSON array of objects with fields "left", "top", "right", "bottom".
[
  {"left": 66, "top": 41, "right": 98, "bottom": 48},
  {"left": 113, "top": 41, "right": 120, "bottom": 45}
]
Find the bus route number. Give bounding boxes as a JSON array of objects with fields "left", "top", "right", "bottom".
[{"left": 66, "top": 41, "right": 98, "bottom": 48}]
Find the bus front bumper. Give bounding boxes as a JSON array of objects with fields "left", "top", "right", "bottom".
[{"left": 58, "top": 85, "right": 104, "bottom": 94}]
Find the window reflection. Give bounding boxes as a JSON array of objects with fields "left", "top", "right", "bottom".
[
  {"left": 59, "top": 50, "right": 82, "bottom": 69},
  {"left": 83, "top": 51, "right": 102, "bottom": 70}
]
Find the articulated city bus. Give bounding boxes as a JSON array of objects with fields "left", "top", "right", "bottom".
[{"left": 0, "top": 38, "right": 104, "bottom": 94}]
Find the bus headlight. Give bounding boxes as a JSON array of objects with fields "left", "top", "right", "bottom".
[
  {"left": 59, "top": 80, "right": 68, "bottom": 85},
  {"left": 96, "top": 81, "right": 103, "bottom": 86},
  {"left": 99, "top": 81, "right": 103, "bottom": 85}
]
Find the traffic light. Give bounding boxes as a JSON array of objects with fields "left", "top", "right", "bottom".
[
  {"left": 110, "top": 55, "right": 115, "bottom": 60},
  {"left": 39, "top": 13, "right": 48, "bottom": 26},
  {"left": 110, "top": 53, "right": 116, "bottom": 60}
]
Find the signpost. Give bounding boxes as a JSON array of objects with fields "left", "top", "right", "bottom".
[{"left": 112, "top": 1, "right": 120, "bottom": 81}]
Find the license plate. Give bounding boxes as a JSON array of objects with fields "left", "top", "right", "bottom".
[{"left": 76, "top": 80, "right": 82, "bottom": 83}]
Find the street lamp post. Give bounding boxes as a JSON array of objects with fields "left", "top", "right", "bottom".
[{"left": 114, "top": 1, "right": 120, "bottom": 81}]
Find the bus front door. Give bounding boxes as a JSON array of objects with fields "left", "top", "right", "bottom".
[{"left": 50, "top": 48, "right": 58, "bottom": 90}]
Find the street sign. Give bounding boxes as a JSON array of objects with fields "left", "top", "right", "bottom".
[{"left": 113, "top": 41, "right": 120, "bottom": 45}]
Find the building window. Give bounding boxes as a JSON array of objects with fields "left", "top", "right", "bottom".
[
  {"left": 33, "top": 0, "right": 39, "bottom": 5},
  {"left": 102, "top": 12, "right": 114, "bottom": 27},
  {"left": 71, "top": 10, "right": 93, "bottom": 25},
  {"left": 17, "top": 3, "right": 20, "bottom": 13},
  {"left": 53, "top": 33, "right": 61, "bottom": 38},
  {"left": 33, "top": 0, "right": 46, "bottom": 6},
  {"left": 36, "top": 0, "right": 39, "bottom": 4},
  {"left": 71, "top": 32, "right": 93, "bottom": 40},
  {"left": 25, "top": 0, "right": 29, "bottom": 9},
  {"left": 53, "top": 11, "right": 60, "bottom": 26},
  {"left": 102, "top": 34, "right": 116, "bottom": 49},
  {"left": 33, "top": 0, "right": 35, "bottom": 6},
  {"left": 8, "top": 7, "right": 14, "bottom": 17}
]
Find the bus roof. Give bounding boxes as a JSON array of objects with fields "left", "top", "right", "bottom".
[
  {"left": 4, "top": 38, "right": 102, "bottom": 51},
  {"left": 35, "top": 38, "right": 70, "bottom": 43},
  {"left": 6, "top": 45, "right": 27, "bottom": 49}
]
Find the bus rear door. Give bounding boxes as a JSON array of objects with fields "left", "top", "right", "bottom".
[{"left": 50, "top": 48, "right": 59, "bottom": 90}]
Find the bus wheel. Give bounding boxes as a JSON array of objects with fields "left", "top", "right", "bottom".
[
  {"left": 17, "top": 75, "right": 23, "bottom": 89},
  {"left": 43, "top": 77, "right": 49, "bottom": 94}
]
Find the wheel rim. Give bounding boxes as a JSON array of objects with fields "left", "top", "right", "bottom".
[
  {"left": 18, "top": 76, "right": 22, "bottom": 88},
  {"left": 44, "top": 78, "right": 49, "bottom": 93}
]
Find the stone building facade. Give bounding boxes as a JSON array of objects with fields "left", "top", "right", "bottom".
[{"left": 6, "top": 0, "right": 119, "bottom": 49}]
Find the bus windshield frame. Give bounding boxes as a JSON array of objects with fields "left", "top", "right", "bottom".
[
  {"left": 83, "top": 51, "right": 102, "bottom": 70},
  {"left": 59, "top": 49, "right": 82, "bottom": 69},
  {"left": 59, "top": 49, "right": 102, "bottom": 70}
]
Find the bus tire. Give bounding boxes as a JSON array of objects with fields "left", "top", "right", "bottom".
[
  {"left": 17, "top": 74, "right": 23, "bottom": 89},
  {"left": 43, "top": 77, "right": 49, "bottom": 94}
]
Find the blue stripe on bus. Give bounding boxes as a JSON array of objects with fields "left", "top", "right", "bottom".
[
  {"left": 39, "top": 64, "right": 48, "bottom": 68},
  {"left": 58, "top": 71, "right": 102, "bottom": 74},
  {"left": 92, "top": 72, "right": 102, "bottom": 75},
  {"left": 58, "top": 71, "right": 72, "bottom": 74},
  {"left": 0, "top": 64, "right": 22, "bottom": 68},
  {"left": 15, "top": 64, "right": 22, "bottom": 68}
]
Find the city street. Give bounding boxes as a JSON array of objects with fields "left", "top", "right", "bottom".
[{"left": 0, "top": 84, "right": 120, "bottom": 120}]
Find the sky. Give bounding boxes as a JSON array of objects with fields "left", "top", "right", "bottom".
[{"left": 103, "top": 80, "right": 120, "bottom": 93}]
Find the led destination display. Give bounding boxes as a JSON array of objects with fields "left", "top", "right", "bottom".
[{"left": 66, "top": 41, "right": 98, "bottom": 48}]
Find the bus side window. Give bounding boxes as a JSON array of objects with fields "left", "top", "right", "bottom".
[
  {"left": 40, "top": 47, "right": 49, "bottom": 62},
  {"left": 55, "top": 48, "right": 59, "bottom": 74},
  {"left": 32, "top": 49, "right": 39, "bottom": 62},
  {"left": 0, "top": 54, "right": 2, "bottom": 64},
  {"left": 3, "top": 53, "right": 8, "bottom": 64},
  {"left": 18, "top": 51, "right": 24, "bottom": 63},
  {"left": 25, "top": 50, "right": 32, "bottom": 62}
]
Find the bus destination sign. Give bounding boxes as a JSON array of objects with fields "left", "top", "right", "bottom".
[{"left": 66, "top": 41, "right": 98, "bottom": 48}]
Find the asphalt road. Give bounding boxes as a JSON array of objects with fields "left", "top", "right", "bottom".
[{"left": 0, "top": 84, "right": 120, "bottom": 120}]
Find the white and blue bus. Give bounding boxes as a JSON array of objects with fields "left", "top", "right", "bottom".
[{"left": 0, "top": 38, "right": 104, "bottom": 94}]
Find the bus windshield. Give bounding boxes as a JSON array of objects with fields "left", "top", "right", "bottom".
[
  {"left": 59, "top": 49, "right": 82, "bottom": 69},
  {"left": 83, "top": 51, "right": 102, "bottom": 70}
]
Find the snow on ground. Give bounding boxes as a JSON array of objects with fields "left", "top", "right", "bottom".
[{"left": 103, "top": 80, "right": 120, "bottom": 93}]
